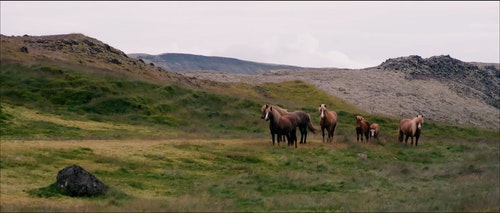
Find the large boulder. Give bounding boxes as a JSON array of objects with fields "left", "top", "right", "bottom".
[{"left": 56, "top": 164, "right": 108, "bottom": 197}]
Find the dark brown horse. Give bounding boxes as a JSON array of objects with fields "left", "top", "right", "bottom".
[
  {"left": 290, "top": 110, "right": 317, "bottom": 144},
  {"left": 355, "top": 115, "right": 371, "bottom": 142},
  {"left": 398, "top": 115, "right": 424, "bottom": 146},
  {"left": 261, "top": 104, "right": 316, "bottom": 145},
  {"left": 264, "top": 106, "right": 300, "bottom": 148},
  {"left": 261, "top": 104, "right": 287, "bottom": 144},
  {"left": 369, "top": 123, "right": 380, "bottom": 141},
  {"left": 318, "top": 104, "right": 338, "bottom": 143}
]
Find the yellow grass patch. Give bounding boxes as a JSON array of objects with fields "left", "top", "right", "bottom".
[{"left": 2, "top": 103, "right": 154, "bottom": 133}]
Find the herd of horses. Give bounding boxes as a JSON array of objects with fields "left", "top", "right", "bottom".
[{"left": 260, "top": 104, "right": 424, "bottom": 148}]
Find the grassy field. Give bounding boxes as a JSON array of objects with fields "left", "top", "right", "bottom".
[
  {"left": 1, "top": 136, "right": 498, "bottom": 212},
  {"left": 1, "top": 61, "right": 499, "bottom": 212}
]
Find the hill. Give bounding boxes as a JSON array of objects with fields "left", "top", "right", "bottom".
[
  {"left": 183, "top": 55, "right": 499, "bottom": 130},
  {"left": 128, "top": 53, "right": 304, "bottom": 74},
  {"left": 2, "top": 34, "right": 498, "bottom": 132},
  {"left": 0, "top": 33, "right": 362, "bottom": 140}
]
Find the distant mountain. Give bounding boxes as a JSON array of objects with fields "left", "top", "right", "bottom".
[{"left": 128, "top": 53, "right": 304, "bottom": 74}]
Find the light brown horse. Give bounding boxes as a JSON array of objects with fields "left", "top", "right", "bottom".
[
  {"left": 398, "top": 115, "right": 424, "bottom": 146},
  {"left": 264, "top": 106, "right": 300, "bottom": 148},
  {"left": 318, "top": 104, "right": 338, "bottom": 143},
  {"left": 369, "top": 123, "right": 380, "bottom": 141},
  {"left": 355, "top": 115, "right": 371, "bottom": 142}
]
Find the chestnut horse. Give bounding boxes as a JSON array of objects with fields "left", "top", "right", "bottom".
[
  {"left": 264, "top": 106, "right": 300, "bottom": 148},
  {"left": 261, "top": 104, "right": 316, "bottom": 145},
  {"left": 355, "top": 115, "right": 371, "bottom": 142},
  {"left": 318, "top": 104, "right": 338, "bottom": 143},
  {"left": 369, "top": 123, "right": 380, "bottom": 141},
  {"left": 398, "top": 115, "right": 424, "bottom": 146}
]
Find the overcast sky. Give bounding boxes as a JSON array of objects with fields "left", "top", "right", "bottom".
[{"left": 1, "top": 1, "right": 499, "bottom": 68}]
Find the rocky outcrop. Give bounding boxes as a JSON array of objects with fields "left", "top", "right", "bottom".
[
  {"left": 56, "top": 164, "right": 108, "bottom": 197},
  {"left": 380, "top": 55, "right": 499, "bottom": 108}
]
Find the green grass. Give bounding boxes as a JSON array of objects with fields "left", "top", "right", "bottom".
[{"left": 1, "top": 138, "right": 498, "bottom": 212}]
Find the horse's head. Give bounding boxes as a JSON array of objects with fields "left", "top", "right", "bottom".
[
  {"left": 416, "top": 114, "right": 424, "bottom": 129},
  {"left": 356, "top": 115, "right": 364, "bottom": 122},
  {"left": 261, "top": 104, "right": 270, "bottom": 119},
  {"left": 319, "top": 104, "right": 327, "bottom": 119},
  {"left": 264, "top": 106, "right": 273, "bottom": 121},
  {"left": 370, "top": 129, "right": 376, "bottom": 137}
]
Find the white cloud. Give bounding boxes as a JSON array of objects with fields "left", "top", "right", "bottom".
[{"left": 212, "top": 33, "right": 376, "bottom": 69}]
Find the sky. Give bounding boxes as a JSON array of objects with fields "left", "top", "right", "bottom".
[{"left": 1, "top": 1, "right": 499, "bottom": 69}]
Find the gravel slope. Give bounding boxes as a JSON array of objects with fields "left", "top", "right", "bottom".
[{"left": 182, "top": 68, "right": 499, "bottom": 130}]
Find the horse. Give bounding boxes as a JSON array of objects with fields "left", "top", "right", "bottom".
[
  {"left": 261, "top": 104, "right": 288, "bottom": 144},
  {"left": 318, "top": 104, "right": 338, "bottom": 143},
  {"left": 264, "top": 106, "right": 300, "bottom": 148},
  {"left": 290, "top": 110, "right": 317, "bottom": 144},
  {"left": 369, "top": 123, "right": 380, "bottom": 141},
  {"left": 355, "top": 115, "right": 371, "bottom": 142},
  {"left": 398, "top": 115, "right": 424, "bottom": 146},
  {"left": 262, "top": 104, "right": 316, "bottom": 145}
]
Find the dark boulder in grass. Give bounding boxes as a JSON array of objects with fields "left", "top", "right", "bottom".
[{"left": 56, "top": 164, "right": 108, "bottom": 197}]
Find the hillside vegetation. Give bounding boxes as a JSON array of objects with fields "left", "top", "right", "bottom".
[{"left": 0, "top": 33, "right": 498, "bottom": 212}]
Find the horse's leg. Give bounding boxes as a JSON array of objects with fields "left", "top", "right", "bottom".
[
  {"left": 364, "top": 131, "right": 369, "bottom": 143},
  {"left": 331, "top": 124, "right": 336, "bottom": 143},
  {"left": 328, "top": 128, "right": 333, "bottom": 143},
  {"left": 271, "top": 132, "right": 275, "bottom": 146},
  {"left": 415, "top": 135, "right": 420, "bottom": 147},
  {"left": 302, "top": 126, "right": 307, "bottom": 144},
  {"left": 405, "top": 135, "right": 410, "bottom": 144},
  {"left": 293, "top": 128, "right": 298, "bottom": 148},
  {"left": 322, "top": 127, "right": 326, "bottom": 143}
]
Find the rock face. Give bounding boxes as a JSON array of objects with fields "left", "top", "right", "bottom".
[
  {"left": 56, "top": 164, "right": 108, "bottom": 197},
  {"left": 379, "top": 55, "right": 500, "bottom": 108}
]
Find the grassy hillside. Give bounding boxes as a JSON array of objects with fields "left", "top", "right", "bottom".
[
  {"left": 0, "top": 62, "right": 368, "bottom": 140},
  {"left": 1, "top": 60, "right": 497, "bottom": 141}
]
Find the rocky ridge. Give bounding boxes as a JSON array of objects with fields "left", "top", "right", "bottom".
[
  {"left": 380, "top": 55, "right": 499, "bottom": 108},
  {"left": 183, "top": 55, "right": 499, "bottom": 130}
]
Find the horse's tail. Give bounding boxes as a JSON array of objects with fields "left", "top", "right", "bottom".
[{"left": 307, "top": 121, "right": 318, "bottom": 134}]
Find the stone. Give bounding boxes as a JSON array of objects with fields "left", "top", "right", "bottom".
[{"left": 56, "top": 164, "right": 108, "bottom": 197}]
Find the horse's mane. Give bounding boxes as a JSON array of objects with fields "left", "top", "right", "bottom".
[
  {"left": 265, "top": 106, "right": 284, "bottom": 125},
  {"left": 271, "top": 105, "right": 288, "bottom": 115},
  {"left": 356, "top": 115, "right": 366, "bottom": 123},
  {"left": 262, "top": 104, "right": 288, "bottom": 115}
]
